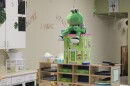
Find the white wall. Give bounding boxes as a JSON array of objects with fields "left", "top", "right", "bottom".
[
  {"left": 93, "top": 17, "right": 128, "bottom": 63},
  {"left": 24, "top": 0, "right": 96, "bottom": 69},
  {"left": 0, "top": 50, "right": 8, "bottom": 66}
]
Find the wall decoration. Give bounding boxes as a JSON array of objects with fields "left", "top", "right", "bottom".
[
  {"left": 41, "top": 23, "right": 54, "bottom": 30},
  {"left": 70, "top": 49, "right": 76, "bottom": 62},
  {"left": 56, "top": 15, "right": 67, "bottom": 28},
  {"left": 64, "top": 35, "right": 91, "bottom": 64},
  {"left": 84, "top": 38, "right": 87, "bottom": 49},
  {"left": 0, "top": 0, "right": 5, "bottom": 8},
  {"left": 26, "top": 12, "right": 38, "bottom": 27},
  {"left": 108, "top": 0, "right": 118, "bottom": 12},
  {"left": 14, "top": 22, "right": 18, "bottom": 29},
  {"left": 64, "top": 51, "right": 69, "bottom": 63},
  {"left": 0, "top": 7, "right": 6, "bottom": 24},
  {"left": 84, "top": 51, "right": 87, "bottom": 61},
  {"left": 77, "top": 51, "right": 82, "bottom": 60}
]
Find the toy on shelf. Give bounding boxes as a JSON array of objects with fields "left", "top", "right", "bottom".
[
  {"left": 6, "top": 59, "right": 25, "bottom": 72},
  {"left": 7, "top": 51, "right": 23, "bottom": 60},
  {"left": 43, "top": 52, "right": 56, "bottom": 63},
  {"left": 58, "top": 9, "right": 86, "bottom": 44},
  {"left": 56, "top": 53, "right": 64, "bottom": 63},
  {"left": 64, "top": 34, "right": 92, "bottom": 64}
]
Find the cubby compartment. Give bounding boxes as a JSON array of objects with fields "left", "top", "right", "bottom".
[
  {"left": 39, "top": 63, "right": 57, "bottom": 81},
  {"left": 74, "top": 65, "right": 89, "bottom": 74},
  {"left": 41, "top": 72, "right": 57, "bottom": 81},
  {"left": 90, "top": 65, "right": 111, "bottom": 76},
  {"left": 74, "top": 75, "right": 89, "bottom": 84},
  {"left": 90, "top": 76, "right": 111, "bottom": 86},
  {"left": 90, "top": 65, "right": 112, "bottom": 86},
  {"left": 58, "top": 74, "right": 72, "bottom": 82},
  {"left": 58, "top": 64, "right": 73, "bottom": 73}
]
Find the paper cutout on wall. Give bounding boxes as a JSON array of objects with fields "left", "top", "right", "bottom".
[
  {"left": 108, "top": 0, "right": 118, "bottom": 12},
  {"left": 41, "top": 23, "right": 54, "bottom": 29},
  {"left": 26, "top": 12, "right": 38, "bottom": 27},
  {"left": 56, "top": 15, "right": 67, "bottom": 28}
]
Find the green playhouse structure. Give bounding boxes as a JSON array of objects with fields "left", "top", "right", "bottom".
[{"left": 64, "top": 34, "right": 92, "bottom": 64}]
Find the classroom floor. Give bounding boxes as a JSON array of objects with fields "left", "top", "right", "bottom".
[{"left": 120, "top": 76, "right": 128, "bottom": 85}]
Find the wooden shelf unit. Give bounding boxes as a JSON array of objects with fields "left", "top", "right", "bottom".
[{"left": 39, "top": 62, "right": 120, "bottom": 86}]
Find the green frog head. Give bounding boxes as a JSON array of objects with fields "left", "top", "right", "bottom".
[{"left": 67, "top": 9, "right": 83, "bottom": 26}]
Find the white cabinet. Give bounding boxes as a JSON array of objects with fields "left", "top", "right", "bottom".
[
  {"left": 1, "top": 77, "right": 11, "bottom": 86},
  {"left": 0, "top": 0, "right": 26, "bottom": 49},
  {"left": 11, "top": 76, "right": 24, "bottom": 85},
  {"left": 0, "top": 71, "right": 37, "bottom": 86},
  {"left": 25, "top": 73, "right": 36, "bottom": 82}
]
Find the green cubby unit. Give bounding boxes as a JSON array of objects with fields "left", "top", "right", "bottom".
[{"left": 39, "top": 62, "right": 120, "bottom": 86}]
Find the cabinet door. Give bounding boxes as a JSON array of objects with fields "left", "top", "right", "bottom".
[
  {"left": 25, "top": 81, "right": 35, "bottom": 86},
  {"left": 6, "top": 0, "right": 25, "bottom": 49},
  {"left": 0, "top": 22, "right": 6, "bottom": 49},
  {"left": 13, "top": 84, "right": 23, "bottom": 86}
]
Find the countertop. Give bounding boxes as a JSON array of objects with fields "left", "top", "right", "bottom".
[{"left": 0, "top": 70, "right": 37, "bottom": 79}]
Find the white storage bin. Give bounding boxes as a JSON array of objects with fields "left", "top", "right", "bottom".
[
  {"left": 6, "top": 59, "right": 25, "bottom": 72},
  {"left": 42, "top": 52, "right": 54, "bottom": 62},
  {"left": 8, "top": 52, "right": 23, "bottom": 60}
]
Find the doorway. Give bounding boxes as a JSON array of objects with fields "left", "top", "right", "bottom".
[{"left": 120, "top": 46, "right": 128, "bottom": 85}]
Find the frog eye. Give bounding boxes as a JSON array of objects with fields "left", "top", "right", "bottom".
[
  {"left": 74, "top": 9, "right": 78, "bottom": 13},
  {"left": 71, "top": 10, "right": 74, "bottom": 13}
]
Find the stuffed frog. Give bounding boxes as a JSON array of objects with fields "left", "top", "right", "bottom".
[{"left": 58, "top": 9, "right": 86, "bottom": 43}]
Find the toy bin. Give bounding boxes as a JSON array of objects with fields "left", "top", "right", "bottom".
[
  {"left": 56, "top": 58, "right": 64, "bottom": 63},
  {"left": 77, "top": 75, "right": 89, "bottom": 83},
  {"left": 75, "top": 66, "right": 89, "bottom": 74},
  {"left": 59, "top": 74, "right": 72, "bottom": 82},
  {"left": 59, "top": 65, "right": 72, "bottom": 73},
  {"left": 8, "top": 51, "right": 23, "bottom": 60},
  {"left": 59, "top": 68, "right": 72, "bottom": 73}
]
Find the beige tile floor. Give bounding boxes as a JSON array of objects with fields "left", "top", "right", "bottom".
[{"left": 120, "top": 76, "right": 129, "bottom": 85}]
